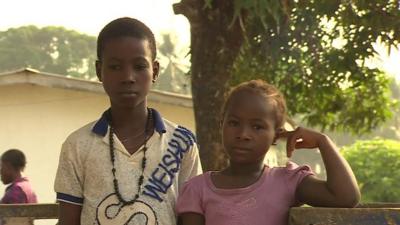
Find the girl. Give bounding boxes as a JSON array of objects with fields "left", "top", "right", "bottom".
[{"left": 176, "top": 80, "right": 360, "bottom": 225}]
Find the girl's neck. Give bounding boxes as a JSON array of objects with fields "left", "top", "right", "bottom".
[
  {"left": 224, "top": 160, "right": 265, "bottom": 177},
  {"left": 211, "top": 161, "right": 265, "bottom": 189}
]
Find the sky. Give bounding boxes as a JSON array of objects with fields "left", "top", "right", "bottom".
[
  {"left": 0, "top": 0, "right": 399, "bottom": 81},
  {"left": 0, "top": 0, "right": 190, "bottom": 48}
]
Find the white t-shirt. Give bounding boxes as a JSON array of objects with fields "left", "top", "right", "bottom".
[{"left": 54, "top": 108, "right": 202, "bottom": 225}]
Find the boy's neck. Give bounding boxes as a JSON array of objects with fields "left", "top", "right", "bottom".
[
  {"left": 110, "top": 103, "right": 148, "bottom": 131},
  {"left": 10, "top": 172, "right": 23, "bottom": 184}
]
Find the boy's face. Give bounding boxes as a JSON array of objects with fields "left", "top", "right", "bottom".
[
  {"left": 0, "top": 161, "right": 14, "bottom": 185},
  {"left": 96, "top": 37, "right": 159, "bottom": 108},
  {"left": 222, "top": 91, "right": 277, "bottom": 165}
]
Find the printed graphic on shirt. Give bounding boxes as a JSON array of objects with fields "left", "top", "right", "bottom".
[
  {"left": 95, "top": 126, "right": 196, "bottom": 224},
  {"left": 143, "top": 126, "right": 196, "bottom": 202},
  {"left": 96, "top": 194, "right": 158, "bottom": 225}
]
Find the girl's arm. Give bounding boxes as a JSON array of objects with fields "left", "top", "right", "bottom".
[
  {"left": 178, "top": 212, "right": 205, "bottom": 225},
  {"left": 280, "top": 127, "right": 361, "bottom": 207}
]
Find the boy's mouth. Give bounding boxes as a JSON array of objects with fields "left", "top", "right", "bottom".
[
  {"left": 119, "top": 91, "right": 139, "bottom": 97},
  {"left": 232, "top": 147, "right": 252, "bottom": 153},
  {"left": 119, "top": 90, "right": 138, "bottom": 94}
]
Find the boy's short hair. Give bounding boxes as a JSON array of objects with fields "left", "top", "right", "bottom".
[
  {"left": 97, "top": 17, "right": 157, "bottom": 60},
  {"left": 221, "top": 79, "right": 287, "bottom": 129},
  {"left": 1, "top": 149, "right": 26, "bottom": 171}
]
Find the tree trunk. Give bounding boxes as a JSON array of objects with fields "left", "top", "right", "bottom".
[{"left": 174, "top": 0, "right": 244, "bottom": 171}]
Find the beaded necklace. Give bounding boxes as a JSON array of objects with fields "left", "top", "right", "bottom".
[{"left": 108, "top": 108, "right": 153, "bottom": 206}]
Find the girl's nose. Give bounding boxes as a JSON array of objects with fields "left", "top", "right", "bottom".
[{"left": 236, "top": 126, "right": 251, "bottom": 140}]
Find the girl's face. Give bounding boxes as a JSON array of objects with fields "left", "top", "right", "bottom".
[{"left": 222, "top": 91, "right": 278, "bottom": 165}]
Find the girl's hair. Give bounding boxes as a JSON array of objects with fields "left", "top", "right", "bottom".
[
  {"left": 97, "top": 17, "right": 157, "bottom": 61},
  {"left": 1, "top": 149, "right": 26, "bottom": 171},
  {"left": 221, "top": 79, "right": 287, "bottom": 129}
]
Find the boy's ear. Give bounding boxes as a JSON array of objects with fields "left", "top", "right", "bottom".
[
  {"left": 95, "top": 60, "right": 102, "bottom": 82},
  {"left": 152, "top": 60, "right": 160, "bottom": 83},
  {"left": 2, "top": 161, "right": 14, "bottom": 173}
]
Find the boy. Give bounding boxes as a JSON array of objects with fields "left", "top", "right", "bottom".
[
  {"left": 1, "top": 149, "right": 38, "bottom": 225},
  {"left": 54, "top": 17, "right": 202, "bottom": 225},
  {"left": 1, "top": 149, "right": 37, "bottom": 204}
]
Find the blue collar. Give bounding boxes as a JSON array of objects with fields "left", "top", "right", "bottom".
[{"left": 92, "top": 108, "right": 166, "bottom": 136}]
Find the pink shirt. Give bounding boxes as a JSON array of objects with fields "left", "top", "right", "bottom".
[
  {"left": 176, "top": 162, "right": 313, "bottom": 225},
  {"left": 1, "top": 177, "right": 37, "bottom": 204}
]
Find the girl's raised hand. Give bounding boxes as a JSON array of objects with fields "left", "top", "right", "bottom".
[
  {"left": 277, "top": 127, "right": 361, "bottom": 207},
  {"left": 276, "top": 127, "right": 326, "bottom": 157}
]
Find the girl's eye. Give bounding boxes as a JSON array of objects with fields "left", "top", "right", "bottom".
[
  {"left": 253, "top": 125, "right": 264, "bottom": 130},
  {"left": 228, "top": 120, "right": 239, "bottom": 126}
]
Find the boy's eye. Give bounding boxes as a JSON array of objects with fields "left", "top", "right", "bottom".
[
  {"left": 109, "top": 65, "right": 121, "bottom": 70},
  {"left": 134, "top": 64, "right": 148, "bottom": 71}
]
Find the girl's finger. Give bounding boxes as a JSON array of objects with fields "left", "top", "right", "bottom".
[
  {"left": 294, "top": 139, "right": 306, "bottom": 149},
  {"left": 286, "top": 132, "right": 300, "bottom": 158},
  {"left": 276, "top": 129, "right": 293, "bottom": 139}
]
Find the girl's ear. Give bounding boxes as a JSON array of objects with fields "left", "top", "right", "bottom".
[
  {"left": 219, "top": 116, "right": 225, "bottom": 136},
  {"left": 272, "top": 127, "right": 285, "bottom": 145},
  {"left": 272, "top": 136, "right": 278, "bottom": 146}
]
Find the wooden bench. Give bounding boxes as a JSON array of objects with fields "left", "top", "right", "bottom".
[{"left": 1, "top": 203, "right": 399, "bottom": 225}]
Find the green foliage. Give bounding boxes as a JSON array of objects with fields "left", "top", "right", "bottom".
[
  {"left": 205, "top": 0, "right": 289, "bottom": 29},
  {"left": 0, "top": 26, "right": 96, "bottom": 78},
  {"left": 229, "top": 0, "right": 400, "bottom": 135},
  {"left": 342, "top": 139, "right": 400, "bottom": 202},
  {"left": 154, "top": 33, "right": 191, "bottom": 95}
]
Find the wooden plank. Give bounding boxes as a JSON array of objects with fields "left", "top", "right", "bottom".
[
  {"left": 358, "top": 203, "right": 400, "bottom": 208},
  {"left": 0, "top": 203, "right": 58, "bottom": 219},
  {"left": 2, "top": 203, "right": 400, "bottom": 224},
  {"left": 289, "top": 207, "right": 400, "bottom": 225}
]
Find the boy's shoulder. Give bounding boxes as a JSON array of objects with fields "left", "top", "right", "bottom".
[
  {"left": 64, "top": 120, "right": 99, "bottom": 143},
  {"left": 162, "top": 118, "right": 192, "bottom": 131},
  {"left": 161, "top": 118, "right": 196, "bottom": 140},
  {"left": 160, "top": 117, "right": 178, "bottom": 131},
  {"left": 63, "top": 109, "right": 197, "bottom": 144}
]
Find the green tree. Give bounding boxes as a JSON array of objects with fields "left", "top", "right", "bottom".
[
  {"left": 342, "top": 139, "right": 400, "bottom": 202},
  {"left": 321, "top": 79, "right": 400, "bottom": 147},
  {"left": 154, "top": 33, "right": 191, "bottom": 94},
  {"left": 0, "top": 26, "right": 96, "bottom": 78},
  {"left": 173, "top": 0, "right": 400, "bottom": 170}
]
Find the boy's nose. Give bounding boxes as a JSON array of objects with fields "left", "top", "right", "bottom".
[{"left": 122, "top": 67, "right": 137, "bottom": 83}]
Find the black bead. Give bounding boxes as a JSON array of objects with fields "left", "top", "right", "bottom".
[{"left": 108, "top": 110, "right": 152, "bottom": 206}]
